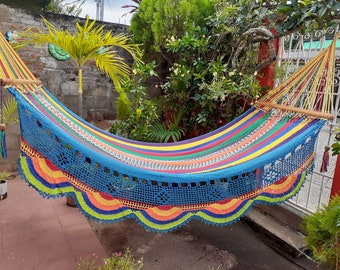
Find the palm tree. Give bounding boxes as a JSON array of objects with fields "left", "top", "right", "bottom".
[
  {"left": 122, "top": 0, "right": 142, "bottom": 15},
  {"left": 15, "top": 17, "right": 142, "bottom": 117}
]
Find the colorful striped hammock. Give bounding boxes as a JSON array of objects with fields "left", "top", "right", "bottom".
[{"left": 0, "top": 32, "right": 337, "bottom": 232}]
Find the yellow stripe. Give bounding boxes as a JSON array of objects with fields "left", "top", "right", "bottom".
[
  {"left": 198, "top": 119, "right": 311, "bottom": 172},
  {"left": 0, "top": 33, "right": 37, "bottom": 81},
  {"left": 37, "top": 87, "right": 261, "bottom": 151},
  {"left": 134, "top": 211, "right": 193, "bottom": 231}
]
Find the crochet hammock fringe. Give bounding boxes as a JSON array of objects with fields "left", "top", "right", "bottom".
[{"left": 0, "top": 32, "right": 337, "bottom": 232}]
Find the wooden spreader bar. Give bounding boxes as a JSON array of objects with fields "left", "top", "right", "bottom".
[
  {"left": 256, "top": 101, "right": 334, "bottom": 120},
  {"left": 0, "top": 78, "right": 41, "bottom": 86}
]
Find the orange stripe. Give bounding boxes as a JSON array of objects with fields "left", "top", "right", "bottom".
[
  {"left": 204, "top": 198, "right": 244, "bottom": 215},
  {"left": 86, "top": 192, "right": 127, "bottom": 211},
  {"left": 144, "top": 207, "right": 185, "bottom": 221}
]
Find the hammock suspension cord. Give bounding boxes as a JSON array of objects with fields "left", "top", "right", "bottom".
[{"left": 0, "top": 83, "right": 7, "bottom": 158}]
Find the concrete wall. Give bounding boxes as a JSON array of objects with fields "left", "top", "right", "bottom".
[{"left": 0, "top": 4, "right": 130, "bottom": 172}]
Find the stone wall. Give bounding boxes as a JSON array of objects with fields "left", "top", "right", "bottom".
[{"left": 0, "top": 4, "right": 130, "bottom": 171}]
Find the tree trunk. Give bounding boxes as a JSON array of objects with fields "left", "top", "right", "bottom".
[
  {"left": 78, "top": 67, "right": 83, "bottom": 118},
  {"left": 66, "top": 67, "right": 83, "bottom": 208}
]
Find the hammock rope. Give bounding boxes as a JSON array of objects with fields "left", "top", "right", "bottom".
[
  {"left": 0, "top": 83, "right": 6, "bottom": 158},
  {"left": 0, "top": 32, "right": 337, "bottom": 232},
  {"left": 255, "top": 37, "right": 335, "bottom": 115}
]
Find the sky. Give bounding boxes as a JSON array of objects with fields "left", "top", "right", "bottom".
[{"left": 64, "top": 0, "right": 134, "bottom": 25}]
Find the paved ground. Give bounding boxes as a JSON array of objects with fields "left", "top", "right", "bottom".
[
  {"left": 90, "top": 218, "right": 321, "bottom": 270},
  {"left": 0, "top": 175, "right": 107, "bottom": 270},
  {"left": 0, "top": 175, "right": 323, "bottom": 270}
]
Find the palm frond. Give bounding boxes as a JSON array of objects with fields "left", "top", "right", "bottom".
[
  {"left": 1, "top": 96, "right": 19, "bottom": 125},
  {"left": 147, "top": 122, "right": 168, "bottom": 142},
  {"left": 15, "top": 17, "right": 142, "bottom": 69},
  {"left": 13, "top": 16, "right": 143, "bottom": 117},
  {"left": 121, "top": 0, "right": 142, "bottom": 15},
  {"left": 148, "top": 122, "right": 185, "bottom": 142}
]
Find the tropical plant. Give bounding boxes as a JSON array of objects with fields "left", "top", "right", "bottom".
[
  {"left": 274, "top": 0, "right": 340, "bottom": 34},
  {"left": 0, "top": 96, "right": 19, "bottom": 158},
  {"left": 1, "top": 96, "right": 19, "bottom": 126},
  {"left": 45, "top": 0, "right": 84, "bottom": 16},
  {"left": 147, "top": 108, "right": 186, "bottom": 142},
  {"left": 332, "top": 127, "right": 340, "bottom": 156},
  {"left": 76, "top": 248, "right": 143, "bottom": 270},
  {"left": 157, "top": 26, "right": 263, "bottom": 137},
  {"left": 122, "top": 0, "right": 142, "bottom": 16},
  {"left": 109, "top": 61, "right": 159, "bottom": 141},
  {"left": 0, "top": 170, "right": 10, "bottom": 180},
  {"left": 14, "top": 17, "right": 142, "bottom": 117},
  {"left": 303, "top": 195, "right": 340, "bottom": 269},
  {"left": 214, "top": 0, "right": 340, "bottom": 37},
  {"left": 127, "top": 0, "right": 339, "bottom": 139},
  {"left": 129, "top": 0, "right": 216, "bottom": 54},
  {"left": 130, "top": 0, "right": 339, "bottom": 69}
]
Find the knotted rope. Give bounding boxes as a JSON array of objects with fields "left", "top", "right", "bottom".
[{"left": 0, "top": 83, "right": 7, "bottom": 158}]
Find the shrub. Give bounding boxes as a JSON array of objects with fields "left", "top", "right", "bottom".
[
  {"left": 303, "top": 195, "right": 340, "bottom": 269},
  {"left": 76, "top": 249, "right": 143, "bottom": 270}
]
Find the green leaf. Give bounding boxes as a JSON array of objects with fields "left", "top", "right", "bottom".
[
  {"left": 276, "top": 3, "right": 292, "bottom": 14},
  {"left": 2, "top": 96, "right": 19, "bottom": 126},
  {"left": 318, "top": 6, "right": 328, "bottom": 18}
]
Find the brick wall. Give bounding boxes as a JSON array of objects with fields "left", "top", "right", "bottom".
[{"left": 0, "top": 4, "right": 130, "bottom": 171}]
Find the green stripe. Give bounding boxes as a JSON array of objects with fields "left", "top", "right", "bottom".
[{"left": 30, "top": 90, "right": 271, "bottom": 161}]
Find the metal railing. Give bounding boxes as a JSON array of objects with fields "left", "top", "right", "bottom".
[{"left": 276, "top": 26, "right": 340, "bottom": 213}]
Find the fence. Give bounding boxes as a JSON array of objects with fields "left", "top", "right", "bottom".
[{"left": 277, "top": 26, "right": 340, "bottom": 213}]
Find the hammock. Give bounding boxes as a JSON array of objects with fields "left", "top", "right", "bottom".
[{"left": 0, "top": 32, "right": 337, "bottom": 232}]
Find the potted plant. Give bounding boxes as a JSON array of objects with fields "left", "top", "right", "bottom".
[{"left": 0, "top": 170, "right": 10, "bottom": 200}]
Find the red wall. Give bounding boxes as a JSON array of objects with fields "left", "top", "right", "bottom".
[
  {"left": 331, "top": 156, "right": 340, "bottom": 199},
  {"left": 257, "top": 35, "right": 279, "bottom": 89}
]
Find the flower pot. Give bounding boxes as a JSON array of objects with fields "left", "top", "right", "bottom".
[
  {"left": 66, "top": 195, "right": 77, "bottom": 207},
  {"left": 0, "top": 179, "right": 8, "bottom": 200}
]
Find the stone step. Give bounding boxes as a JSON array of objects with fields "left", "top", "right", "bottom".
[{"left": 243, "top": 206, "right": 307, "bottom": 258}]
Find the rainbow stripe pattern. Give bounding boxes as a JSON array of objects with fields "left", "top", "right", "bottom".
[{"left": 0, "top": 32, "right": 337, "bottom": 232}]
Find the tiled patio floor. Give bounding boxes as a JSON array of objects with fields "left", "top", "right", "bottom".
[{"left": 0, "top": 174, "right": 107, "bottom": 270}]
